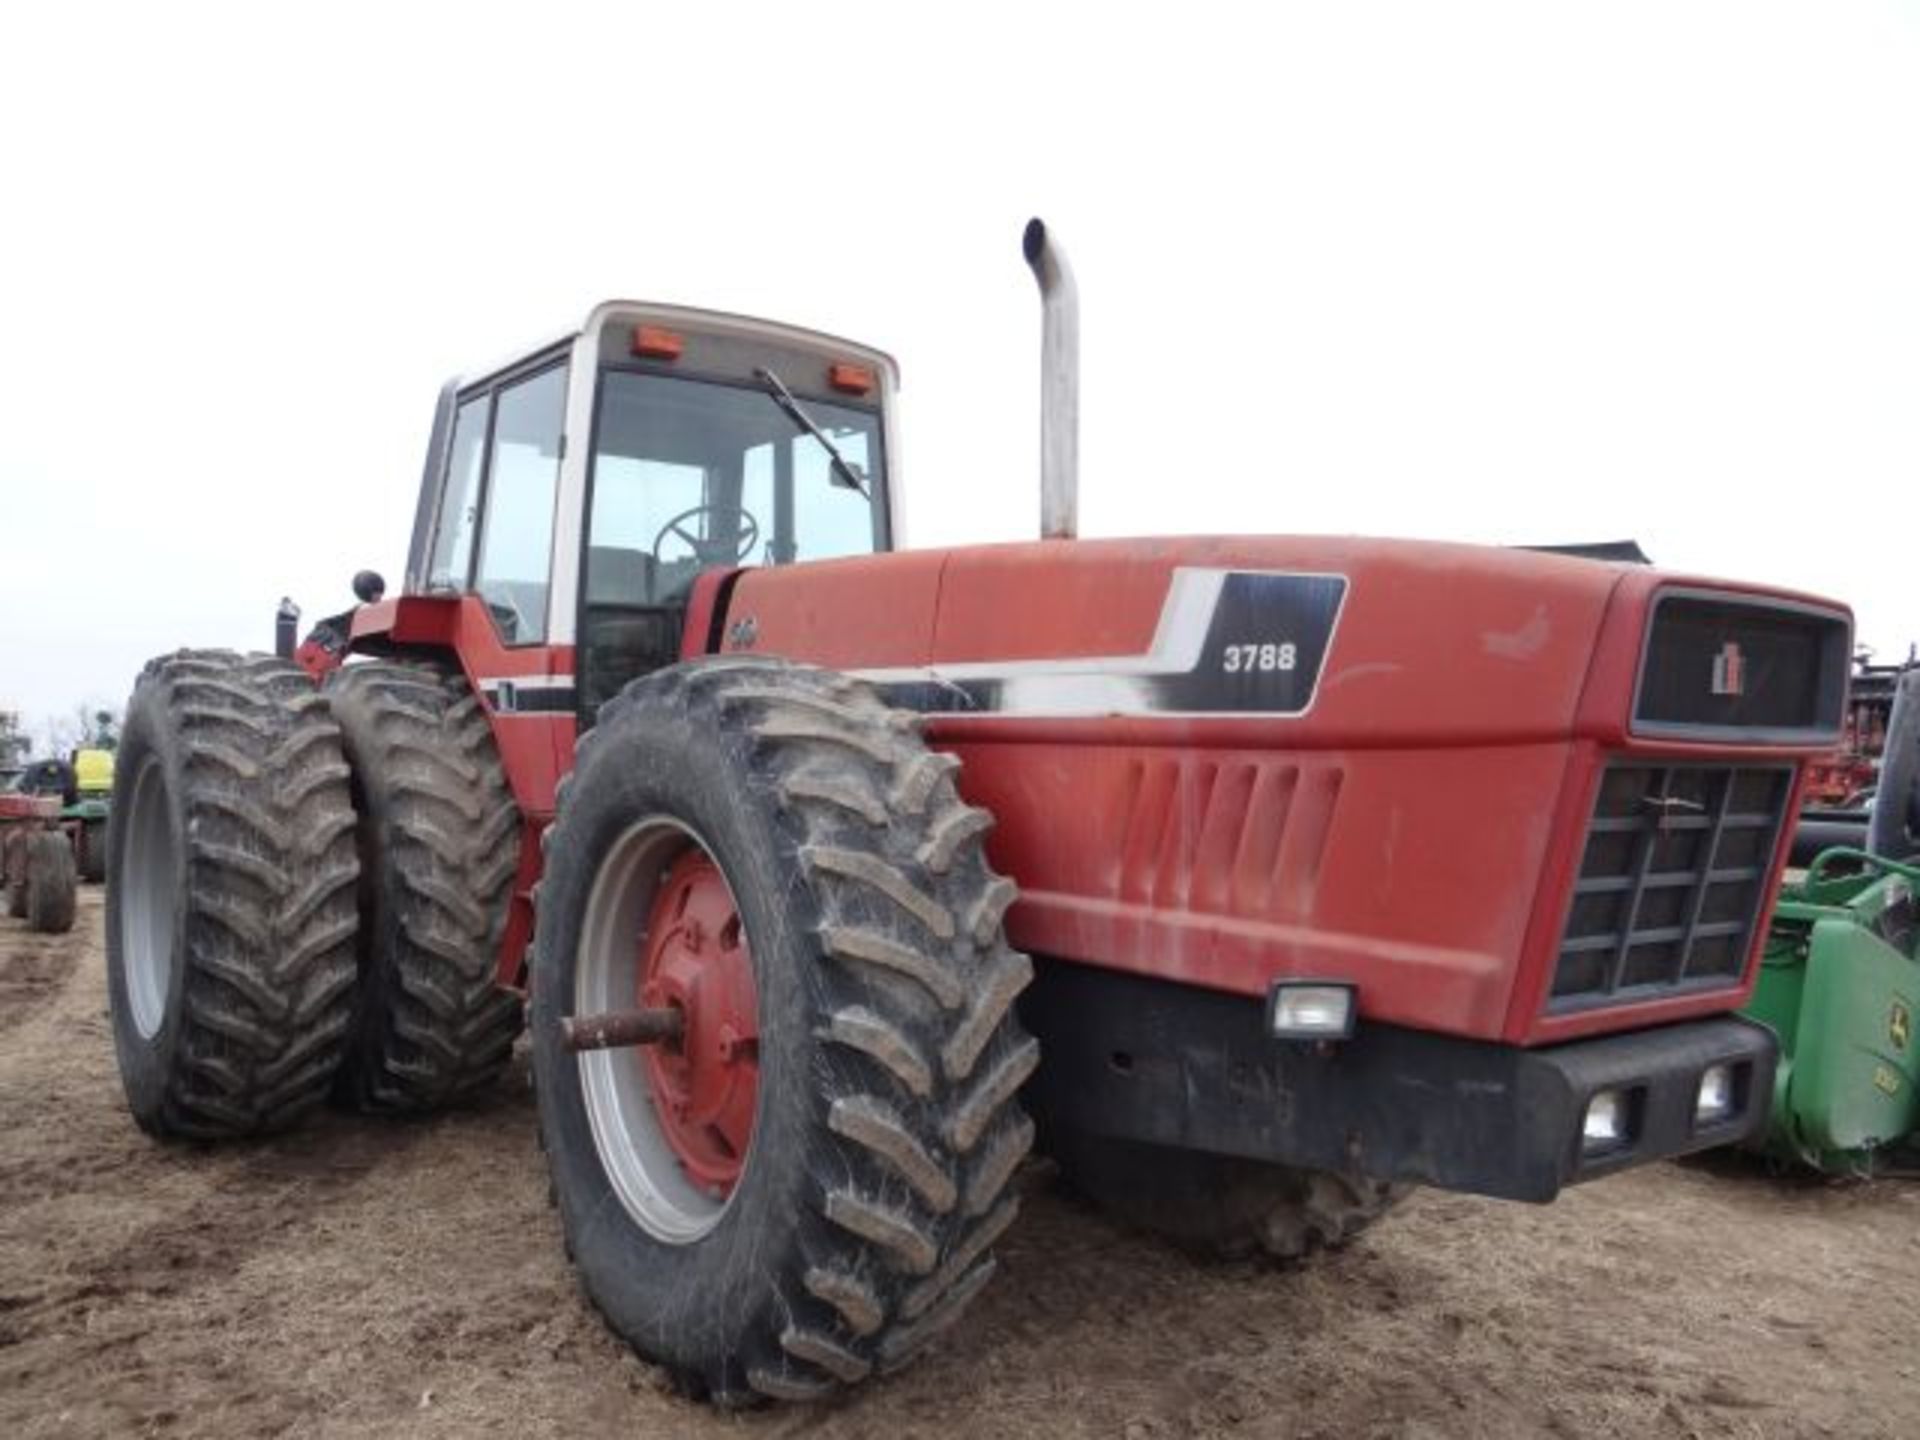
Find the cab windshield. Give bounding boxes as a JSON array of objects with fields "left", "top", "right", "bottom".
[
  {"left": 578, "top": 368, "right": 889, "bottom": 717},
  {"left": 586, "top": 369, "right": 887, "bottom": 609}
]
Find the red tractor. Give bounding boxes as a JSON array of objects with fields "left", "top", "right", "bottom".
[
  {"left": 107, "top": 222, "right": 1851, "bottom": 1404},
  {"left": 1, "top": 792, "right": 77, "bottom": 933}
]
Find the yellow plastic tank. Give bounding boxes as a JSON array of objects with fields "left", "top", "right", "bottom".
[{"left": 72, "top": 747, "right": 114, "bottom": 796}]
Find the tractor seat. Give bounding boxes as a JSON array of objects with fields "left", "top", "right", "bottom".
[
  {"left": 586, "top": 546, "right": 658, "bottom": 606},
  {"left": 587, "top": 545, "right": 705, "bottom": 606}
]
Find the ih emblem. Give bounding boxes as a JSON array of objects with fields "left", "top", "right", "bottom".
[
  {"left": 1892, "top": 999, "right": 1912, "bottom": 1050},
  {"left": 1711, "top": 640, "right": 1747, "bottom": 697}
]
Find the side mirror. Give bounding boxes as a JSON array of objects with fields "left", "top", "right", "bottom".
[{"left": 352, "top": 570, "right": 387, "bottom": 604}]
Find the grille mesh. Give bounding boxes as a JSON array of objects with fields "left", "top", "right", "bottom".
[{"left": 1550, "top": 763, "right": 1791, "bottom": 1010}]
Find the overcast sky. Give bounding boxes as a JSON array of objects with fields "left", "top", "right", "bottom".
[{"left": 2, "top": 2, "right": 1915, "bottom": 739}]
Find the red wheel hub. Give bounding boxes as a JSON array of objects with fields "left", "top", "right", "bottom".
[{"left": 638, "top": 848, "right": 758, "bottom": 1196}]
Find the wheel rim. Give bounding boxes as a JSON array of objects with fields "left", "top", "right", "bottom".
[
  {"left": 576, "top": 816, "right": 760, "bottom": 1242},
  {"left": 121, "top": 755, "right": 178, "bottom": 1039}
]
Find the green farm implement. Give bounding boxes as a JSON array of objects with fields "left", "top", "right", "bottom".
[
  {"left": 1741, "top": 668, "right": 1920, "bottom": 1173},
  {"left": 15, "top": 746, "right": 113, "bottom": 884},
  {"left": 1746, "top": 849, "right": 1920, "bottom": 1172}
]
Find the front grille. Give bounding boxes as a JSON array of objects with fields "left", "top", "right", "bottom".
[{"left": 1550, "top": 763, "right": 1792, "bottom": 1011}]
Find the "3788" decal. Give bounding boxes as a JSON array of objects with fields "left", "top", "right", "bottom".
[{"left": 1222, "top": 642, "right": 1298, "bottom": 674}]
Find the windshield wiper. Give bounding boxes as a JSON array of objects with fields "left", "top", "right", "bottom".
[{"left": 753, "top": 366, "right": 870, "bottom": 498}]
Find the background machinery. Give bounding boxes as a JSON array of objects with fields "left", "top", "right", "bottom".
[
  {"left": 106, "top": 221, "right": 1852, "bottom": 1403},
  {"left": 1803, "top": 651, "right": 1917, "bottom": 806},
  {"left": 1, "top": 790, "right": 77, "bottom": 934},
  {"left": 1739, "top": 667, "right": 1920, "bottom": 1172},
  {"left": 16, "top": 744, "right": 114, "bottom": 883},
  {"left": 1, "top": 711, "right": 105, "bottom": 930}
]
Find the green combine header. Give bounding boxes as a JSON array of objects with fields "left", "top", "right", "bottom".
[
  {"left": 1742, "top": 668, "right": 1920, "bottom": 1173},
  {"left": 1747, "top": 849, "right": 1920, "bottom": 1172}
]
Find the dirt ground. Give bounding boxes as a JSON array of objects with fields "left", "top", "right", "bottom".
[{"left": 3, "top": 892, "right": 1917, "bottom": 1439}]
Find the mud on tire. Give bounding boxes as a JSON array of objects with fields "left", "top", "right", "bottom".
[
  {"left": 106, "top": 650, "right": 362, "bottom": 1139},
  {"left": 532, "top": 658, "right": 1037, "bottom": 1404},
  {"left": 326, "top": 662, "right": 523, "bottom": 1113},
  {"left": 1049, "top": 1129, "right": 1406, "bottom": 1261}
]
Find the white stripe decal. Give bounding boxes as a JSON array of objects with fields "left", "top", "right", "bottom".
[
  {"left": 847, "top": 567, "right": 1349, "bottom": 719},
  {"left": 477, "top": 675, "right": 575, "bottom": 691}
]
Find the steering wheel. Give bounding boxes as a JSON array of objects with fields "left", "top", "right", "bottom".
[{"left": 651, "top": 504, "right": 762, "bottom": 570}]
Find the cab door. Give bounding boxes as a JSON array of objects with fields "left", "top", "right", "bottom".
[{"left": 416, "top": 349, "right": 574, "bottom": 816}]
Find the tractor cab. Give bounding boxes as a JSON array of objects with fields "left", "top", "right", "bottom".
[{"left": 400, "top": 304, "right": 900, "bottom": 718}]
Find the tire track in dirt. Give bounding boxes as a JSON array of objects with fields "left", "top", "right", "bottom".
[
  {"left": 0, "top": 892, "right": 443, "bottom": 1433},
  {"left": 1, "top": 1122, "right": 429, "bottom": 1347},
  {"left": 0, "top": 932, "right": 77, "bottom": 1039}
]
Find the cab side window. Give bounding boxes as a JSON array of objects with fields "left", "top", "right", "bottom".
[
  {"left": 426, "top": 396, "right": 490, "bottom": 590},
  {"left": 472, "top": 363, "right": 568, "bottom": 644}
]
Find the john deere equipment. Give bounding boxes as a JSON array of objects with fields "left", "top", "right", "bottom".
[
  {"left": 17, "top": 745, "right": 114, "bottom": 883},
  {"left": 1743, "top": 669, "right": 1920, "bottom": 1172}
]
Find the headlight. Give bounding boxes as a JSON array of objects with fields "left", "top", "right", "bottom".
[
  {"left": 1695, "top": 1063, "right": 1736, "bottom": 1125},
  {"left": 1583, "top": 1088, "right": 1631, "bottom": 1152},
  {"left": 1266, "top": 982, "right": 1356, "bottom": 1041}
]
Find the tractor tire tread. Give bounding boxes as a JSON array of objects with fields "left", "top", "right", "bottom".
[
  {"left": 326, "top": 661, "right": 523, "bottom": 1114},
  {"left": 541, "top": 658, "right": 1035, "bottom": 1405},
  {"left": 113, "top": 649, "right": 362, "bottom": 1136}
]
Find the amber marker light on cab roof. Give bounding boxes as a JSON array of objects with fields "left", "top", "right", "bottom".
[
  {"left": 828, "top": 362, "right": 874, "bottom": 395},
  {"left": 631, "top": 326, "right": 684, "bottom": 360}
]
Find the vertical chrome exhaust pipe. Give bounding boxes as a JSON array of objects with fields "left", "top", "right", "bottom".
[
  {"left": 1023, "top": 218, "right": 1079, "bottom": 540},
  {"left": 275, "top": 597, "right": 300, "bottom": 660}
]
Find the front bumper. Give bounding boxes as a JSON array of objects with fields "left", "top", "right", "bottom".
[{"left": 1021, "top": 964, "right": 1776, "bottom": 1202}]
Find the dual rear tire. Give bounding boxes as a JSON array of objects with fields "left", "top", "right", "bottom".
[
  {"left": 108, "top": 651, "right": 363, "bottom": 1136},
  {"left": 105, "top": 651, "right": 521, "bottom": 1138},
  {"left": 325, "top": 663, "right": 524, "bottom": 1112}
]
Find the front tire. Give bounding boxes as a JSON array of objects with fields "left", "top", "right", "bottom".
[
  {"left": 325, "top": 662, "right": 524, "bottom": 1113},
  {"left": 1050, "top": 1129, "right": 1406, "bottom": 1261},
  {"left": 532, "top": 659, "right": 1037, "bottom": 1404},
  {"left": 106, "top": 650, "right": 362, "bottom": 1138}
]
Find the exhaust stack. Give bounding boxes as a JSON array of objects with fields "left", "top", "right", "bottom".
[{"left": 1023, "top": 218, "right": 1079, "bottom": 540}]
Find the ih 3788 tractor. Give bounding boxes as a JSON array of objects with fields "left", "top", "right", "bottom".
[{"left": 109, "top": 222, "right": 1852, "bottom": 1404}]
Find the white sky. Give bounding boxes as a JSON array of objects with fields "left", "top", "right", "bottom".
[{"left": 2, "top": 2, "right": 1915, "bottom": 737}]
